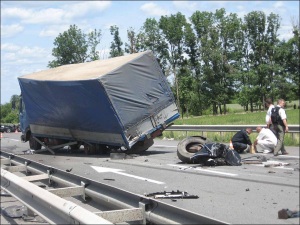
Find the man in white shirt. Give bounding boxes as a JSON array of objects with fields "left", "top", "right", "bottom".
[
  {"left": 254, "top": 126, "right": 277, "bottom": 153},
  {"left": 265, "top": 98, "right": 274, "bottom": 128}
]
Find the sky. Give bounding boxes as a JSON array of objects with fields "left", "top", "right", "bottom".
[{"left": 1, "top": 0, "right": 299, "bottom": 104}]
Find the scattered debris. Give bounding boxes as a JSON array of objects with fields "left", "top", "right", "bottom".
[
  {"left": 278, "top": 209, "right": 300, "bottom": 219},
  {"left": 103, "top": 178, "right": 115, "bottom": 181},
  {"left": 264, "top": 161, "right": 289, "bottom": 167},
  {"left": 268, "top": 171, "right": 276, "bottom": 173},
  {"left": 66, "top": 168, "right": 73, "bottom": 172},
  {"left": 0, "top": 190, "right": 11, "bottom": 197},
  {"left": 2, "top": 205, "right": 27, "bottom": 218},
  {"left": 110, "top": 153, "right": 126, "bottom": 160},
  {"left": 145, "top": 190, "right": 199, "bottom": 199},
  {"left": 22, "top": 150, "right": 35, "bottom": 154},
  {"left": 246, "top": 188, "right": 250, "bottom": 191},
  {"left": 242, "top": 155, "right": 267, "bottom": 164},
  {"left": 125, "top": 154, "right": 134, "bottom": 159}
]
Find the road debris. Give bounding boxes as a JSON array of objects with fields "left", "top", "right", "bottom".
[
  {"left": 145, "top": 190, "right": 199, "bottom": 199},
  {"left": 263, "top": 161, "right": 289, "bottom": 167},
  {"left": 22, "top": 149, "right": 35, "bottom": 154},
  {"left": 66, "top": 168, "right": 73, "bottom": 172},
  {"left": 242, "top": 155, "right": 267, "bottom": 164},
  {"left": 278, "top": 208, "right": 300, "bottom": 219}
]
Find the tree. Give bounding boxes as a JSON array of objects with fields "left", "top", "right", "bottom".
[
  {"left": 48, "top": 25, "right": 88, "bottom": 67},
  {"left": 109, "top": 25, "right": 124, "bottom": 57},
  {"left": 10, "top": 94, "right": 20, "bottom": 111},
  {"left": 87, "top": 29, "right": 102, "bottom": 61},
  {"left": 159, "top": 12, "right": 188, "bottom": 117},
  {"left": 139, "top": 18, "right": 169, "bottom": 73}
]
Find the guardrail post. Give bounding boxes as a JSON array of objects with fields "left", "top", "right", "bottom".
[{"left": 138, "top": 201, "right": 147, "bottom": 225}]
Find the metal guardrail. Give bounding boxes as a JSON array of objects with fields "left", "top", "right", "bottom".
[
  {"left": 166, "top": 125, "right": 299, "bottom": 133},
  {"left": 0, "top": 151, "right": 228, "bottom": 225}
]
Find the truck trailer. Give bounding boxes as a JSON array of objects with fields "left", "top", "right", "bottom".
[{"left": 18, "top": 51, "right": 179, "bottom": 154}]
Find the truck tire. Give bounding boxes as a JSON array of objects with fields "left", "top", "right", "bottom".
[
  {"left": 177, "top": 136, "right": 210, "bottom": 163},
  {"left": 126, "top": 138, "right": 154, "bottom": 154},
  {"left": 29, "top": 135, "right": 42, "bottom": 150}
]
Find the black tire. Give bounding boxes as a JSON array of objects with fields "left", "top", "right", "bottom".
[
  {"left": 6, "top": 128, "right": 11, "bottom": 133},
  {"left": 177, "top": 136, "right": 210, "bottom": 163},
  {"left": 126, "top": 138, "right": 154, "bottom": 154},
  {"left": 29, "top": 135, "right": 42, "bottom": 150}
]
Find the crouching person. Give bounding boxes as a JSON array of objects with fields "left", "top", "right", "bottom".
[
  {"left": 254, "top": 126, "right": 277, "bottom": 153},
  {"left": 231, "top": 128, "right": 253, "bottom": 153}
]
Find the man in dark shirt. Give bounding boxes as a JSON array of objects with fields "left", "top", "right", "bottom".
[{"left": 231, "top": 128, "right": 253, "bottom": 153}]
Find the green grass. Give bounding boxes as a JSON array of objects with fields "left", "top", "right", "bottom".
[
  {"left": 175, "top": 108, "right": 299, "bottom": 125},
  {"left": 163, "top": 106, "right": 300, "bottom": 146}
]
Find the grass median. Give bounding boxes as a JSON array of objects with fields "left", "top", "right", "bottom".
[{"left": 162, "top": 108, "right": 299, "bottom": 146}]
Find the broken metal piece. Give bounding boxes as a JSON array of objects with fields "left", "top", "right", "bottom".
[{"left": 145, "top": 190, "right": 199, "bottom": 199}]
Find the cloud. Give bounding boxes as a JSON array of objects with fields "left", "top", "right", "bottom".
[
  {"left": 274, "top": 1, "right": 284, "bottom": 9},
  {"left": 1, "top": 1, "right": 112, "bottom": 25},
  {"left": 140, "top": 2, "right": 170, "bottom": 16},
  {"left": 172, "top": 1, "right": 198, "bottom": 12},
  {"left": 1, "top": 43, "right": 50, "bottom": 65},
  {"left": 1, "top": 24, "right": 24, "bottom": 37},
  {"left": 39, "top": 24, "right": 71, "bottom": 37}
]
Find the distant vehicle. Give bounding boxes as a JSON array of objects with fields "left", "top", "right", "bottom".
[{"left": 0, "top": 125, "right": 15, "bottom": 133}]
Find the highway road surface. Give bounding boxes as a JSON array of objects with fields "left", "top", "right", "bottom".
[{"left": 1, "top": 132, "right": 299, "bottom": 224}]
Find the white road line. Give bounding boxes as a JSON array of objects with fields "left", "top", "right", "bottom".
[
  {"left": 278, "top": 155, "right": 299, "bottom": 159},
  {"left": 167, "top": 164, "right": 238, "bottom": 177},
  {"left": 91, "top": 166, "right": 164, "bottom": 184},
  {"left": 7, "top": 138, "right": 20, "bottom": 142},
  {"left": 153, "top": 145, "right": 177, "bottom": 148}
]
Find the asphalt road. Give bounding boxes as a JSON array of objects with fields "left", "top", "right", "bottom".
[{"left": 1, "top": 132, "right": 299, "bottom": 224}]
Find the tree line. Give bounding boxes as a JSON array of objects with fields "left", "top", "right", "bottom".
[{"left": 1, "top": 8, "right": 299, "bottom": 123}]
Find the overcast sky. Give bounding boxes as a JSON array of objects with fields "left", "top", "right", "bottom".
[{"left": 1, "top": 1, "right": 299, "bottom": 104}]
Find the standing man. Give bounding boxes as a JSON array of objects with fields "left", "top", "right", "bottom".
[
  {"left": 231, "top": 128, "right": 253, "bottom": 153},
  {"left": 265, "top": 98, "right": 274, "bottom": 128},
  {"left": 254, "top": 126, "right": 277, "bottom": 153},
  {"left": 271, "top": 99, "right": 289, "bottom": 156}
]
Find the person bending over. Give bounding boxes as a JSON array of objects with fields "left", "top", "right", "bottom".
[
  {"left": 254, "top": 126, "right": 277, "bottom": 154},
  {"left": 231, "top": 128, "right": 252, "bottom": 153}
]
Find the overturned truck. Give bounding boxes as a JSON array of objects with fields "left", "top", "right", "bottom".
[{"left": 18, "top": 51, "right": 179, "bottom": 154}]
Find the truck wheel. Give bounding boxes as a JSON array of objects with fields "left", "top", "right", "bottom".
[
  {"left": 69, "top": 143, "right": 81, "bottom": 151},
  {"left": 126, "top": 138, "right": 154, "bottom": 154},
  {"left": 29, "top": 135, "right": 42, "bottom": 150},
  {"left": 177, "top": 136, "right": 209, "bottom": 163}
]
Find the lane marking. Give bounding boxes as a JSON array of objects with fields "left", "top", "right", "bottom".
[
  {"left": 152, "top": 145, "right": 177, "bottom": 148},
  {"left": 167, "top": 164, "right": 238, "bottom": 177},
  {"left": 7, "top": 138, "right": 20, "bottom": 142},
  {"left": 252, "top": 160, "right": 295, "bottom": 170},
  {"left": 91, "top": 166, "right": 164, "bottom": 185},
  {"left": 278, "top": 155, "right": 299, "bottom": 159}
]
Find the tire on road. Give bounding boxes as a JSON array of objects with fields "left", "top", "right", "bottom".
[
  {"left": 177, "top": 136, "right": 210, "bottom": 163},
  {"left": 126, "top": 138, "right": 154, "bottom": 154},
  {"left": 29, "top": 135, "right": 42, "bottom": 150}
]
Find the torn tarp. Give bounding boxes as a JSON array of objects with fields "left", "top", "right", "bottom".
[
  {"left": 190, "top": 143, "right": 242, "bottom": 166},
  {"left": 191, "top": 143, "right": 242, "bottom": 166}
]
